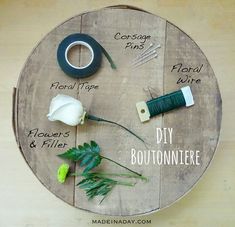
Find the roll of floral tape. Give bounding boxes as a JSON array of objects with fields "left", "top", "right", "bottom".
[
  {"left": 57, "top": 33, "right": 116, "bottom": 78},
  {"left": 136, "top": 86, "right": 194, "bottom": 122}
]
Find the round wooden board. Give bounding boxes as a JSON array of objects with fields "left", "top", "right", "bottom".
[{"left": 13, "top": 6, "right": 222, "bottom": 216}]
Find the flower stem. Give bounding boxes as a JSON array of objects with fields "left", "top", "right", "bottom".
[
  {"left": 101, "top": 156, "right": 142, "bottom": 177},
  {"left": 70, "top": 172, "right": 147, "bottom": 181},
  {"left": 86, "top": 114, "right": 145, "bottom": 144},
  {"left": 69, "top": 172, "right": 139, "bottom": 186},
  {"left": 93, "top": 172, "right": 147, "bottom": 181},
  {"left": 116, "top": 181, "right": 135, "bottom": 187}
]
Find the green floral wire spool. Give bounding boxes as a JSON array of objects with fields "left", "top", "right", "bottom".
[
  {"left": 147, "top": 90, "right": 186, "bottom": 117},
  {"left": 136, "top": 86, "right": 194, "bottom": 122}
]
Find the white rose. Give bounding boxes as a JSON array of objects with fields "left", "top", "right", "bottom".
[{"left": 47, "top": 94, "right": 86, "bottom": 126}]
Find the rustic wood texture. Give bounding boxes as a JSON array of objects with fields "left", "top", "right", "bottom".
[
  {"left": 160, "top": 22, "right": 222, "bottom": 208},
  {"left": 14, "top": 7, "right": 221, "bottom": 216},
  {"left": 74, "top": 8, "right": 166, "bottom": 215},
  {"left": 16, "top": 16, "right": 83, "bottom": 205}
]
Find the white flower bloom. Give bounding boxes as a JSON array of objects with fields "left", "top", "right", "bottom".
[{"left": 47, "top": 94, "right": 86, "bottom": 126}]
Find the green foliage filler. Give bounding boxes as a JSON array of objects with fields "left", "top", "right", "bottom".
[
  {"left": 57, "top": 141, "right": 147, "bottom": 202},
  {"left": 58, "top": 141, "right": 101, "bottom": 173},
  {"left": 77, "top": 172, "right": 135, "bottom": 203}
]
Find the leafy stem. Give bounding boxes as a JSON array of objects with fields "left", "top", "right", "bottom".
[
  {"left": 86, "top": 114, "right": 145, "bottom": 144},
  {"left": 57, "top": 141, "right": 148, "bottom": 203},
  {"left": 69, "top": 172, "right": 147, "bottom": 181},
  {"left": 101, "top": 156, "right": 142, "bottom": 176},
  {"left": 58, "top": 141, "right": 143, "bottom": 177},
  {"left": 76, "top": 173, "right": 136, "bottom": 203},
  {"left": 116, "top": 181, "right": 135, "bottom": 187}
]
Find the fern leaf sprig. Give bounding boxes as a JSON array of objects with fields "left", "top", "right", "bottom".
[
  {"left": 77, "top": 172, "right": 135, "bottom": 203},
  {"left": 58, "top": 141, "right": 142, "bottom": 176}
]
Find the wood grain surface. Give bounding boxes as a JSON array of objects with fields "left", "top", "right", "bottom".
[
  {"left": 13, "top": 6, "right": 221, "bottom": 216},
  {"left": 2, "top": 0, "right": 235, "bottom": 226},
  {"left": 161, "top": 22, "right": 222, "bottom": 208}
]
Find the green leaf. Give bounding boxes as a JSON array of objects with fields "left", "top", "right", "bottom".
[
  {"left": 90, "top": 141, "right": 100, "bottom": 153},
  {"left": 57, "top": 147, "right": 81, "bottom": 161},
  {"left": 76, "top": 172, "right": 137, "bottom": 203},
  {"left": 77, "top": 174, "right": 116, "bottom": 202},
  {"left": 83, "top": 143, "right": 92, "bottom": 152},
  {"left": 57, "top": 141, "right": 102, "bottom": 173},
  {"left": 84, "top": 156, "right": 101, "bottom": 173},
  {"left": 80, "top": 154, "right": 93, "bottom": 167}
]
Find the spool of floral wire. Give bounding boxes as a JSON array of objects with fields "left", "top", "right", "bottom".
[{"left": 136, "top": 86, "right": 194, "bottom": 122}]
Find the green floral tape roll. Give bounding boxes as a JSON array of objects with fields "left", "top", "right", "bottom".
[{"left": 57, "top": 33, "right": 116, "bottom": 78}]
